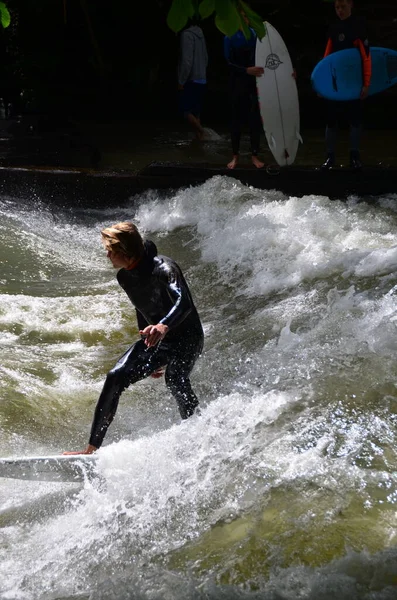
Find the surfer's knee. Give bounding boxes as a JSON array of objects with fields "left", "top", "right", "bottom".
[
  {"left": 104, "top": 363, "right": 132, "bottom": 394},
  {"left": 107, "top": 363, "right": 124, "bottom": 381}
]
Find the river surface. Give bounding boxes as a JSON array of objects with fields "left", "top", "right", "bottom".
[{"left": 1, "top": 136, "right": 397, "bottom": 599}]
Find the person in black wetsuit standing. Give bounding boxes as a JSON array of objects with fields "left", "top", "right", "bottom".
[
  {"left": 320, "top": 0, "right": 371, "bottom": 170},
  {"left": 64, "top": 222, "right": 204, "bottom": 455},
  {"left": 224, "top": 9, "right": 265, "bottom": 170}
]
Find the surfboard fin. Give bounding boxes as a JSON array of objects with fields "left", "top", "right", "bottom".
[
  {"left": 269, "top": 134, "right": 277, "bottom": 149},
  {"left": 296, "top": 130, "right": 303, "bottom": 144}
]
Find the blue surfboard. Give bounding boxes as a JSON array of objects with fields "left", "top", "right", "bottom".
[{"left": 311, "top": 47, "right": 397, "bottom": 101}]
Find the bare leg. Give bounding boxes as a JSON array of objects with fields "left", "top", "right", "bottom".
[
  {"left": 186, "top": 113, "right": 205, "bottom": 140},
  {"left": 251, "top": 155, "right": 264, "bottom": 169},
  {"left": 227, "top": 154, "right": 239, "bottom": 169}
]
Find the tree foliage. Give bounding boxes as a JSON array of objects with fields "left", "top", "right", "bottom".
[
  {"left": 167, "top": 0, "right": 266, "bottom": 40},
  {"left": 0, "top": 1, "right": 10, "bottom": 28}
]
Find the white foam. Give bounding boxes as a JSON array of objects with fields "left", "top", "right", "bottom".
[{"left": 1, "top": 181, "right": 397, "bottom": 599}]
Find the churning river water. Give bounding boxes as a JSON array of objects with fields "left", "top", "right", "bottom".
[{"left": 1, "top": 176, "right": 397, "bottom": 599}]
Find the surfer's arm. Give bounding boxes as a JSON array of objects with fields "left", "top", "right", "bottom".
[
  {"left": 354, "top": 38, "right": 372, "bottom": 89},
  {"left": 157, "top": 267, "right": 193, "bottom": 330},
  {"left": 223, "top": 36, "right": 247, "bottom": 75},
  {"left": 136, "top": 309, "right": 149, "bottom": 337}
]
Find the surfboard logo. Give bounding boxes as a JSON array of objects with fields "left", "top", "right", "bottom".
[{"left": 265, "top": 53, "right": 283, "bottom": 70}]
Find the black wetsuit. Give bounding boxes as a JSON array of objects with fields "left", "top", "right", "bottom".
[
  {"left": 224, "top": 29, "right": 263, "bottom": 156},
  {"left": 89, "top": 240, "right": 204, "bottom": 449},
  {"left": 323, "top": 15, "right": 371, "bottom": 155}
]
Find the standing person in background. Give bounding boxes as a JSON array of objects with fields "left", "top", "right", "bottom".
[
  {"left": 178, "top": 16, "right": 208, "bottom": 141},
  {"left": 320, "top": 0, "right": 371, "bottom": 171},
  {"left": 224, "top": 9, "right": 264, "bottom": 170}
]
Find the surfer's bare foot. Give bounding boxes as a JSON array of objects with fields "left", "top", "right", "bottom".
[
  {"left": 227, "top": 155, "right": 239, "bottom": 169},
  {"left": 251, "top": 155, "right": 264, "bottom": 169},
  {"left": 63, "top": 444, "right": 97, "bottom": 455}
]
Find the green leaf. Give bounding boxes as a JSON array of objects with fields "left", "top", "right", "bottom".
[
  {"left": 238, "top": 0, "right": 266, "bottom": 40},
  {"left": 214, "top": 0, "right": 241, "bottom": 36},
  {"left": 250, "top": 20, "right": 266, "bottom": 41},
  {"left": 199, "top": 0, "right": 215, "bottom": 19},
  {"left": 214, "top": 0, "right": 231, "bottom": 22},
  {"left": 0, "top": 2, "right": 11, "bottom": 28},
  {"left": 167, "top": 0, "right": 195, "bottom": 33},
  {"left": 240, "top": 18, "right": 251, "bottom": 40}
]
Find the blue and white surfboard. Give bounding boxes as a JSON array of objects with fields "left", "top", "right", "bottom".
[{"left": 311, "top": 46, "right": 397, "bottom": 101}]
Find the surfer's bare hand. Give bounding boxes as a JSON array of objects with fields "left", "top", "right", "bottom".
[
  {"left": 360, "top": 85, "right": 369, "bottom": 99},
  {"left": 140, "top": 323, "right": 169, "bottom": 347},
  {"left": 63, "top": 444, "right": 97, "bottom": 455},
  {"left": 247, "top": 66, "right": 264, "bottom": 77}
]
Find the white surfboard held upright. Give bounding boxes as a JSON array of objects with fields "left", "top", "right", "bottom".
[{"left": 255, "top": 22, "right": 302, "bottom": 166}]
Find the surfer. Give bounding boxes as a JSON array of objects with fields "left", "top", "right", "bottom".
[
  {"left": 320, "top": 0, "right": 371, "bottom": 170},
  {"left": 224, "top": 9, "right": 265, "bottom": 170},
  {"left": 64, "top": 222, "right": 204, "bottom": 455},
  {"left": 178, "top": 16, "right": 208, "bottom": 141}
]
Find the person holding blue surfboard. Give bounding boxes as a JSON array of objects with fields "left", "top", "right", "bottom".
[{"left": 320, "top": 0, "right": 371, "bottom": 170}]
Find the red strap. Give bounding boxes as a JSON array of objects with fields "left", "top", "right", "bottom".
[{"left": 324, "top": 38, "right": 333, "bottom": 58}]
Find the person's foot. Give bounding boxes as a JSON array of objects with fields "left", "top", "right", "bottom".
[
  {"left": 227, "top": 155, "right": 239, "bottom": 169},
  {"left": 251, "top": 155, "right": 264, "bottom": 169},
  {"left": 350, "top": 150, "right": 362, "bottom": 170},
  {"left": 320, "top": 153, "right": 335, "bottom": 171}
]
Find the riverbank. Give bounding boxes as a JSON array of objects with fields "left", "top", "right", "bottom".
[
  {"left": 0, "top": 117, "right": 396, "bottom": 204},
  {"left": 75, "top": 120, "right": 397, "bottom": 173},
  {"left": 0, "top": 116, "right": 396, "bottom": 174}
]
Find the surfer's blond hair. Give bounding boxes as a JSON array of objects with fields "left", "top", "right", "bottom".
[{"left": 101, "top": 222, "right": 144, "bottom": 259}]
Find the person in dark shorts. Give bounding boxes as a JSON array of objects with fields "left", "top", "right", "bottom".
[
  {"left": 320, "top": 0, "right": 371, "bottom": 170},
  {"left": 224, "top": 9, "right": 265, "bottom": 170},
  {"left": 64, "top": 222, "right": 204, "bottom": 454},
  {"left": 178, "top": 17, "right": 208, "bottom": 140}
]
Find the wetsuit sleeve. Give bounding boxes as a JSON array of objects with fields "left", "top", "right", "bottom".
[
  {"left": 224, "top": 35, "right": 247, "bottom": 75},
  {"left": 178, "top": 31, "right": 194, "bottom": 85},
  {"left": 157, "top": 264, "right": 193, "bottom": 330},
  {"left": 354, "top": 38, "right": 371, "bottom": 87},
  {"left": 352, "top": 17, "right": 371, "bottom": 88},
  {"left": 323, "top": 38, "right": 333, "bottom": 58},
  {"left": 136, "top": 309, "right": 149, "bottom": 333}
]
